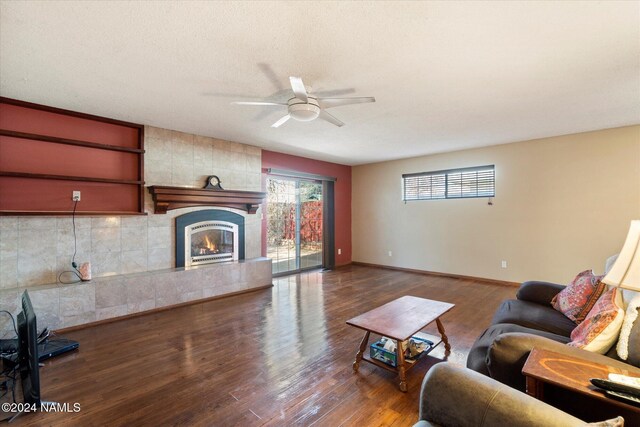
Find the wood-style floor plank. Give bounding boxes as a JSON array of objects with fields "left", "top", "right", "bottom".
[{"left": 5, "top": 265, "right": 516, "bottom": 426}]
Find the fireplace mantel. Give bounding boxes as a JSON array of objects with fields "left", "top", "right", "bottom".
[{"left": 148, "top": 186, "right": 266, "bottom": 214}]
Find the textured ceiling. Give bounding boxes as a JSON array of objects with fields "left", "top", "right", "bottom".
[{"left": 1, "top": 1, "right": 639, "bottom": 165}]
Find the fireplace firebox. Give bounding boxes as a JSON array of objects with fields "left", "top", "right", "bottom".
[
  {"left": 187, "top": 221, "right": 238, "bottom": 266},
  {"left": 175, "top": 210, "right": 245, "bottom": 268}
]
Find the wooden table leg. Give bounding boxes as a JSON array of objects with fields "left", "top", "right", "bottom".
[
  {"left": 396, "top": 340, "right": 408, "bottom": 392},
  {"left": 525, "top": 376, "right": 544, "bottom": 400},
  {"left": 353, "top": 331, "right": 370, "bottom": 373},
  {"left": 436, "top": 318, "right": 451, "bottom": 356}
]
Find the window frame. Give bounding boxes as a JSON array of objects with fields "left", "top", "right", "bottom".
[{"left": 402, "top": 164, "right": 495, "bottom": 201}]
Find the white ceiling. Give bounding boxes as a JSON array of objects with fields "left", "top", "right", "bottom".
[{"left": 1, "top": 1, "right": 639, "bottom": 165}]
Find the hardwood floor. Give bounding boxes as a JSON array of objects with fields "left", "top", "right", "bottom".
[{"left": 8, "top": 265, "right": 516, "bottom": 426}]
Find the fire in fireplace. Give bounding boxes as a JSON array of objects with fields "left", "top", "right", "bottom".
[
  {"left": 186, "top": 221, "right": 238, "bottom": 266},
  {"left": 192, "top": 231, "right": 230, "bottom": 256}
]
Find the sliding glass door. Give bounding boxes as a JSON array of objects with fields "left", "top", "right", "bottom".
[{"left": 267, "top": 177, "right": 323, "bottom": 275}]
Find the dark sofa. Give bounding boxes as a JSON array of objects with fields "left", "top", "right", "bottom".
[{"left": 466, "top": 280, "right": 640, "bottom": 422}]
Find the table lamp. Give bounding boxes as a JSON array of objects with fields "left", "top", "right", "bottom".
[{"left": 602, "top": 220, "right": 640, "bottom": 299}]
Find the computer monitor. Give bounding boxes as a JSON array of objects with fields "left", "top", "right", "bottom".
[{"left": 16, "top": 290, "right": 40, "bottom": 405}]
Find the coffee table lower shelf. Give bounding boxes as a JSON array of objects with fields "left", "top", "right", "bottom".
[
  {"left": 355, "top": 332, "right": 444, "bottom": 392},
  {"left": 361, "top": 333, "right": 442, "bottom": 373}
]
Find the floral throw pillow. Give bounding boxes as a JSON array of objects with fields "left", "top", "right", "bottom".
[
  {"left": 551, "top": 269, "right": 606, "bottom": 323},
  {"left": 568, "top": 288, "right": 625, "bottom": 354}
]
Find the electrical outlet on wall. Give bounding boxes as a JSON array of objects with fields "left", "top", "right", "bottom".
[
  {"left": 388, "top": 251, "right": 393, "bottom": 257},
  {"left": 501, "top": 260, "right": 507, "bottom": 269},
  {"left": 337, "top": 248, "right": 342, "bottom": 255},
  {"left": 72, "top": 191, "right": 81, "bottom": 201}
]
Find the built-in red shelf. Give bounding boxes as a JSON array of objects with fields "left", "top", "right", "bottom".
[{"left": 0, "top": 97, "right": 145, "bottom": 215}]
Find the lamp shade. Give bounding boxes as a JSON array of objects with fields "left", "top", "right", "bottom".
[{"left": 602, "top": 220, "right": 640, "bottom": 291}]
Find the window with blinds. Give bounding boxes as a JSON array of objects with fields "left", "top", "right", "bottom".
[{"left": 402, "top": 165, "right": 495, "bottom": 201}]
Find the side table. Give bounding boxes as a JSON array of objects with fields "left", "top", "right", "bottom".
[{"left": 522, "top": 348, "right": 640, "bottom": 417}]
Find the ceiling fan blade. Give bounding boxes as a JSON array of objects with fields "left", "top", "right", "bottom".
[
  {"left": 289, "top": 76, "right": 308, "bottom": 103},
  {"left": 314, "top": 88, "right": 356, "bottom": 97},
  {"left": 318, "top": 110, "right": 344, "bottom": 127},
  {"left": 258, "top": 63, "right": 285, "bottom": 91},
  {"left": 231, "top": 101, "right": 287, "bottom": 106},
  {"left": 271, "top": 114, "right": 291, "bottom": 128},
  {"left": 317, "top": 97, "right": 376, "bottom": 109}
]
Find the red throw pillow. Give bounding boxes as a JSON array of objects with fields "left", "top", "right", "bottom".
[{"left": 551, "top": 270, "right": 606, "bottom": 323}]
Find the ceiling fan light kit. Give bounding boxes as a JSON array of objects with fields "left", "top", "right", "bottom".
[
  {"left": 289, "top": 100, "right": 320, "bottom": 121},
  {"left": 232, "top": 76, "right": 375, "bottom": 128}
]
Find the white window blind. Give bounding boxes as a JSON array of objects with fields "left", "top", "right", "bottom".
[{"left": 403, "top": 165, "right": 495, "bottom": 201}]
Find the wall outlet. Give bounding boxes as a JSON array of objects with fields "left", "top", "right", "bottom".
[
  {"left": 388, "top": 251, "right": 393, "bottom": 257},
  {"left": 337, "top": 248, "right": 342, "bottom": 255},
  {"left": 72, "top": 191, "right": 81, "bottom": 201},
  {"left": 501, "top": 260, "right": 507, "bottom": 269}
]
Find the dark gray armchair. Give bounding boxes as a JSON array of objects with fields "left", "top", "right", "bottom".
[{"left": 414, "top": 363, "right": 613, "bottom": 427}]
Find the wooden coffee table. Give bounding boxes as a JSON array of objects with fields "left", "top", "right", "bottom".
[
  {"left": 346, "top": 295, "right": 455, "bottom": 392},
  {"left": 523, "top": 348, "right": 640, "bottom": 415}
]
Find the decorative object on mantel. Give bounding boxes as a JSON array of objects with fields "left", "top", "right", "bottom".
[
  {"left": 147, "top": 185, "right": 266, "bottom": 214},
  {"left": 204, "top": 175, "right": 223, "bottom": 190}
]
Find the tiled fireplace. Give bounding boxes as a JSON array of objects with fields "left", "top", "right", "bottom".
[{"left": 0, "top": 126, "right": 272, "bottom": 336}]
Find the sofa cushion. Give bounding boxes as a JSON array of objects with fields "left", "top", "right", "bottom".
[
  {"left": 491, "top": 299, "right": 577, "bottom": 337},
  {"left": 617, "top": 294, "right": 640, "bottom": 367},
  {"left": 551, "top": 269, "right": 606, "bottom": 323},
  {"left": 516, "top": 281, "right": 565, "bottom": 305},
  {"left": 568, "top": 288, "right": 625, "bottom": 354},
  {"left": 466, "top": 323, "right": 570, "bottom": 375}
]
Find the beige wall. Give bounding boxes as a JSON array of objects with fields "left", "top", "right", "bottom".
[{"left": 352, "top": 126, "right": 640, "bottom": 284}]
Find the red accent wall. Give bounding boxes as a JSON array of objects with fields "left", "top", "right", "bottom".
[
  {"left": 0, "top": 103, "right": 139, "bottom": 147},
  {"left": 261, "top": 150, "right": 352, "bottom": 266},
  {"left": 0, "top": 100, "right": 143, "bottom": 214}
]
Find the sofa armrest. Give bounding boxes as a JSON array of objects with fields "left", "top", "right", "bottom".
[
  {"left": 516, "top": 281, "right": 565, "bottom": 305},
  {"left": 487, "top": 333, "right": 640, "bottom": 392},
  {"left": 417, "top": 363, "right": 583, "bottom": 427}
]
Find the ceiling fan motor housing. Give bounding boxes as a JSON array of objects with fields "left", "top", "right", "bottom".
[{"left": 288, "top": 98, "right": 320, "bottom": 121}]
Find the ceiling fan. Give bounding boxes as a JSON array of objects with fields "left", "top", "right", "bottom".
[{"left": 231, "top": 76, "right": 375, "bottom": 128}]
